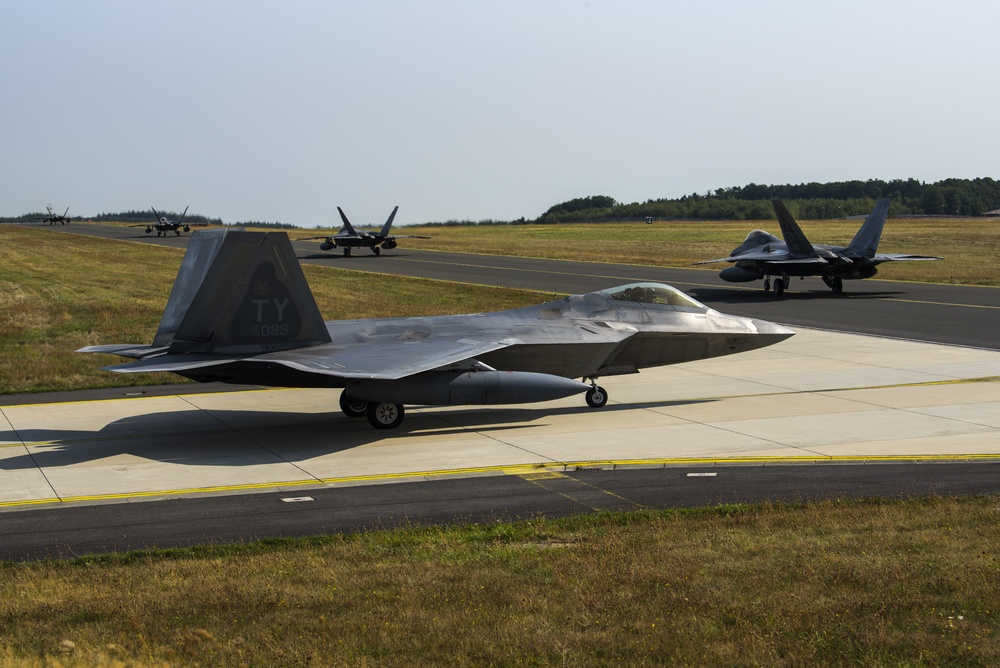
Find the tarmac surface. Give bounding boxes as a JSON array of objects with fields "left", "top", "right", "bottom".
[{"left": 2, "top": 223, "right": 999, "bottom": 559}]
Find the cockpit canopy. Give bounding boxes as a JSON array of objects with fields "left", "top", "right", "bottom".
[{"left": 600, "top": 283, "right": 706, "bottom": 310}]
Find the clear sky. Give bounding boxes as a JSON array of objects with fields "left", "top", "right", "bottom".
[{"left": 2, "top": 1, "right": 997, "bottom": 226}]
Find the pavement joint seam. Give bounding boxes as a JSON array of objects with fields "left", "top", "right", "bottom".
[{"left": 177, "top": 396, "right": 325, "bottom": 485}]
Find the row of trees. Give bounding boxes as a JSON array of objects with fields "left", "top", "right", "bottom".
[{"left": 533, "top": 178, "right": 1000, "bottom": 224}]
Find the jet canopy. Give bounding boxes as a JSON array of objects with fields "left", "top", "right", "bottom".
[{"left": 599, "top": 283, "right": 706, "bottom": 310}]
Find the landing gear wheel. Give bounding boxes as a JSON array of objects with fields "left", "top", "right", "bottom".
[
  {"left": 373, "top": 247, "right": 381, "bottom": 256},
  {"left": 586, "top": 386, "right": 608, "bottom": 408},
  {"left": 773, "top": 280, "right": 784, "bottom": 296},
  {"left": 367, "top": 402, "right": 404, "bottom": 429},
  {"left": 831, "top": 276, "right": 843, "bottom": 294},
  {"left": 175, "top": 230, "right": 181, "bottom": 236},
  {"left": 339, "top": 391, "right": 368, "bottom": 418},
  {"left": 763, "top": 278, "right": 771, "bottom": 292},
  {"left": 343, "top": 248, "right": 351, "bottom": 257}
]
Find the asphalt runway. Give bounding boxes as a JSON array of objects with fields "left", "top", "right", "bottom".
[
  {"left": 39, "top": 222, "right": 1000, "bottom": 350},
  {"left": 4, "top": 462, "right": 998, "bottom": 562},
  {"left": 3, "top": 222, "right": 998, "bottom": 561}
]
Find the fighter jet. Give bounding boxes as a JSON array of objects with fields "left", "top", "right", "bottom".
[
  {"left": 145, "top": 206, "right": 190, "bottom": 236},
  {"left": 39, "top": 205, "right": 75, "bottom": 225},
  {"left": 79, "top": 229, "right": 793, "bottom": 429},
  {"left": 696, "top": 198, "right": 942, "bottom": 295},
  {"left": 301, "top": 206, "right": 428, "bottom": 256}
]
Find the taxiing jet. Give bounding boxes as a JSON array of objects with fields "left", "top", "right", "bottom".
[
  {"left": 302, "top": 206, "right": 428, "bottom": 256},
  {"left": 80, "top": 229, "right": 793, "bottom": 429},
  {"left": 39, "top": 205, "right": 74, "bottom": 225},
  {"left": 696, "top": 198, "right": 942, "bottom": 295},
  {"left": 146, "top": 206, "right": 190, "bottom": 236}
]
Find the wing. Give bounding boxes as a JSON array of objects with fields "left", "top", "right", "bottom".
[{"left": 98, "top": 337, "right": 517, "bottom": 381}]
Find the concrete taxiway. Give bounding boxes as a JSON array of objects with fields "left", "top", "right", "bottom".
[{"left": 3, "top": 327, "right": 999, "bottom": 510}]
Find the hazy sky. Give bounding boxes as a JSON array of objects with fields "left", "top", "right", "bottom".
[{"left": 2, "top": 1, "right": 997, "bottom": 226}]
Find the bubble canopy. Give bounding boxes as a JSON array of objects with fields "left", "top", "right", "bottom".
[{"left": 599, "top": 283, "right": 707, "bottom": 310}]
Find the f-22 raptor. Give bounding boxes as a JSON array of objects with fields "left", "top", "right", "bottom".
[
  {"left": 145, "top": 206, "right": 190, "bottom": 237},
  {"left": 697, "top": 198, "right": 942, "bottom": 295},
  {"left": 80, "top": 229, "right": 793, "bottom": 430},
  {"left": 39, "top": 205, "right": 75, "bottom": 225},
  {"left": 302, "top": 206, "right": 428, "bottom": 256}
]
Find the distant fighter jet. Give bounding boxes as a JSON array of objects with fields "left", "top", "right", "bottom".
[
  {"left": 146, "top": 206, "right": 190, "bottom": 236},
  {"left": 696, "top": 198, "right": 942, "bottom": 295},
  {"left": 80, "top": 229, "right": 793, "bottom": 429},
  {"left": 302, "top": 206, "right": 428, "bottom": 256},
  {"left": 39, "top": 205, "right": 74, "bottom": 225}
]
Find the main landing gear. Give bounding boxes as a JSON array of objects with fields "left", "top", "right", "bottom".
[
  {"left": 340, "top": 390, "right": 405, "bottom": 429},
  {"left": 763, "top": 276, "right": 790, "bottom": 296},
  {"left": 822, "top": 276, "right": 844, "bottom": 294}
]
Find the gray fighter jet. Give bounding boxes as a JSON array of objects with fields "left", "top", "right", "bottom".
[
  {"left": 38, "top": 205, "right": 75, "bottom": 225},
  {"left": 146, "top": 206, "right": 190, "bottom": 237},
  {"left": 79, "top": 229, "right": 793, "bottom": 429},
  {"left": 300, "top": 206, "right": 428, "bottom": 256},
  {"left": 696, "top": 198, "right": 942, "bottom": 295}
]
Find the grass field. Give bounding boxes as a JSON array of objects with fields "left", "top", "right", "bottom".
[{"left": 2, "top": 497, "right": 998, "bottom": 666}]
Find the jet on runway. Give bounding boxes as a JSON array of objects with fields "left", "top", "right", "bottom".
[
  {"left": 301, "top": 206, "right": 428, "bottom": 256},
  {"left": 80, "top": 229, "right": 793, "bottom": 429},
  {"left": 696, "top": 198, "right": 942, "bottom": 295},
  {"left": 39, "top": 205, "right": 75, "bottom": 225},
  {"left": 145, "top": 206, "right": 190, "bottom": 236}
]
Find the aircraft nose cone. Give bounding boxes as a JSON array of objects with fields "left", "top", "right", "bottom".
[{"left": 752, "top": 319, "right": 795, "bottom": 345}]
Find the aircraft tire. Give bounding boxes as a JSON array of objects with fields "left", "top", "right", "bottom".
[
  {"left": 763, "top": 278, "right": 770, "bottom": 292},
  {"left": 343, "top": 248, "right": 351, "bottom": 257},
  {"left": 373, "top": 247, "right": 380, "bottom": 256},
  {"left": 339, "top": 391, "right": 368, "bottom": 418},
  {"left": 586, "top": 386, "right": 608, "bottom": 408},
  {"left": 367, "top": 402, "right": 405, "bottom": 429},
  {"left": 832, "top": 277, "right": 843, "bottom": 294},
  {"left": 773, "top": 281, "right": 784, "bottom": 296}
]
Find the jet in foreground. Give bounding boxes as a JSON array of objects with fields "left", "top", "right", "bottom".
[
  {"left": 80, "top": 229, "right": 793, "bottom": 429},
  {"left": 39, "top": 205, "right": 75, "bottom": 225},
  {"left": 145, "top": 206, "right": 190, "bottom": 236},
  {"left": 696, "top": 198, "right": 942, "bottom": 295},
  {"left": 301, "top": 206, "right": 428, "bottom": 256}
]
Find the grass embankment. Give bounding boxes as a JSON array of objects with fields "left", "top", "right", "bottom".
[
  {"left": 0, "top": 226, "right": 544, "bottom": 395},
  {"left": 2, "top": 497, "right": 998, "bottom": 666},
  {"left": 394, "top": 217, "right": 1000, "bottom": 286}
]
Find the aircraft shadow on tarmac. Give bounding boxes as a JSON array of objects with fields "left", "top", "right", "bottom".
[
  {"left": 298, "top": 253, "right": 410, "bottom": 261},
  {"left": 688, "top": 287, "right": 906, "bottom": 304},
  {"left": 0, "top": 399, "right": 714, "bottom": 470}
]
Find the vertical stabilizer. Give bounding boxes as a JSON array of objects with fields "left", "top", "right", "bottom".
[
  {"left": 336, "top": 207, "right": 359, "bottom": 236},
  {"left": 772, "top": 200, "right": 818, "bottom": 258},
  {"left": 155, "top": 230, "right": 331, "bottom": 353},
  {"left": 379, "top": 206, "right": 399, "bottom": 236},
  {"left": 847, "top": 198, "right": 891, "bottom": 258},
  {"left": 153, "top": 228, "right": 232, "bottom": 346}
]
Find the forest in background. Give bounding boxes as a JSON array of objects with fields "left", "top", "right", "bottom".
[{"left": 4, "top": 177, "right": 999, "bottom": 226}]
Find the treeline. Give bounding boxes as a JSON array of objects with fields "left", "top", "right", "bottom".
[
  {"left": 94, "top": 210, "right": 224, "bottom": 226},
  {"left": 225, "top": 221, "right": 298, "bottom": 229},
  {"left": 533, "top": 177, "right": 1000, "bottom": 224}
]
